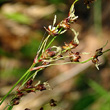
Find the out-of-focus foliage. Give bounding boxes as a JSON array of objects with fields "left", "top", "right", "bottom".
[
  {"left": 3, "top": 12, "right": 32, "bottom": 24},
  {"left": 71, "top": 80, "right": 110, "bottom": 110},
  {"left": 20, "top": 39, "right": 40, "bottom": 58},
  {"left": 89, "top": 80, "right": 110, "bottom": 110}
]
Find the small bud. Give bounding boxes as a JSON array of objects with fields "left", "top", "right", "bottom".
[
  {"left": 92, "top": 47, "right": 103, "bottom": 70},
  {"left": 43, "top": 82, "right": 52, "bottom": 90},
  {"left": 25, "top": 80, "right": 35, "bottom": 93},
  {"left": 95, "top": 48, "right": 103, "bottom": 57},
  {"left": 92, "top": 58, "right": 99, "bottom": 64},
  {"left": 47, "top": 51, "right": 56, "bottom": 57},
  {"left": 58, "top": 18, "right": 70, "bottom": 29},
  {"left": 41, "top": 48, "right": 56, "bottom": 59},
  {"left": 49, "top": 99, "right": 57, "bottom": 107},
  {"left": 17, "top": 91, "right": 24, "bottom": 98},
  {"left": 42, "top": 61, "right": 50, "bottom": 65},
  {"left": 69, "top": 52, "right": 81, "bottom": 62},
  {"left": 11, "top": 97, "right": 20, "bottom": 105},
  {"left": 26, "top": 80, "right": 33, "bottom": 86},
  {"left": 35, "top": 84, "right": 46, "bottom": 91}
]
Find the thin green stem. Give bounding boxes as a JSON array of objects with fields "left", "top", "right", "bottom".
[
  {"left": 103, "top": 49, "right": 110, "bottom": 54},
  {"left": 22, "top": 36, "right": 50, "bottom": 84},
  {"left": 0, "top": 63, "right": 35, "bottom": 105},
  {"left": 37, "top": 28, "right": 63, "bottom": 61},
  {"left": 7, "top": 105, "right": 13, "bottom": 110},
  {"left": 22, "top": 35, "right": 51, "bottom": 85},
  {"left": 46, "top": 57, "right": 93, "bottom": 66},
  {"left": 45, "top": 28, "right": 64, "bottom": 51},
  {"left": 0, "top": 73, "right": 25, "bottom": 105},
  {"left": 3, "top": 104, "right": 10, "bottom": 110},
  {"left": 102, "top": 41, "right": 108, "bottom": 48},
  {"left": 32, "top": 68, "right": 43, "bottom": 79},
  {"left": 45, "top": 36, "right": 57, "bottom": 50},
  {"left": 37, "top": 35, "right": 50, "bottom": 60},
  {"left": 32, "top": 57, "right": 93, "bottom": 71},
  {"left": 42, "top": 35, "right": 50, "bottom": 53},
  {"left": 39, "top": 35, "right": 50, "bottom": 53},
  {"left": 21, "top": 63, "right": 36, "bottom": 87},
  {"left": 22, "top": 68, "right": 43, "bottom": 85}
]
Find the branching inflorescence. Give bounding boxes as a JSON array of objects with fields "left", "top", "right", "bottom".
[{"left": 0, "top": 0, "right": 110, "bottom": 110}]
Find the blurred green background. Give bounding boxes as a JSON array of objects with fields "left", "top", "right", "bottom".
[{"left": 0, "top": 0, "right": 110, "bottom": 110}]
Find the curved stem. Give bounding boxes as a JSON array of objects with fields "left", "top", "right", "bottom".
[
  {"left": 46, "top": 57, "right": 93, "bottom": 66},
  {"left": 31, "top": 57, "right": 93, "bottom": 71}
]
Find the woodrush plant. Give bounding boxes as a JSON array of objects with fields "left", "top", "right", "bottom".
[{"left": 0, "top": 0, "right": 110, "bottom": 110}]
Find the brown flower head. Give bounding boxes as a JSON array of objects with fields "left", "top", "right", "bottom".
[
  {"left": 44, "top": 25, "right": 59, "bottom": 36},
  {"left": 58, "top": 18, "right": 70, "bottom": 29},
  {"left": 63, "top": 41, "right": 78, "bottom": 51},
  {"left": 41, "top": 48, "right": 56, "bottom": 59},
  {"left": 35, "top": 84, "right": 46, "bottom": 91},
  {"left": 11, "top": 97, "right": 20, "bottom": 105},
  {"left": 69, "top": 52, "right": 81, "bottom": 62}
]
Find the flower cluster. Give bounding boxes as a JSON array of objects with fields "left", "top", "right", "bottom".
[
  {"left": 92, "top": 48, "right": 104, "bottom": 69},
  {"left": 92, "top": 41, "right": 110, "bottom": 70},
  {"left": 63, "top": 40, "right": 78, "bottom": 51},
  {"left": 69, "top": 52, "right": 81, "bottom": 62},
  {"left": 44, "top": 1, "right": 78, "bottom": 37},
  {"left": 10, "top": 80, "right": 51, "bottom": 106}
]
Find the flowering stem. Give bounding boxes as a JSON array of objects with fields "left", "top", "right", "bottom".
[
  {"left": 46, "top": 57, "right": 93, "bottom": 66},
  {"left": 0, "top": 63, "right": 35, "bottom": 105},
  {"left": 22, "top": 35, "right": 52, "bottom": 86},
  {"left": 22, "top": 68, "right": 43, "bottom": 85},
  {"left": 45, "top": 28, "right": 64, "bottom": 51},
  {"left": 31, "top": 57, "right": 94, "bottom": 71},
  {"left": 21, "top": 63, "right": 36, "bottom": 87}
]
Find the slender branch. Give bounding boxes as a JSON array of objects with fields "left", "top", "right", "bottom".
[
  {"left": 42, "top": 35, "right": 50, "bottom": 53},
  {"left": 47, "top": 57, "right": 93, "bottom": 66},
  {"left": 37, "top": 35, "right": 50, "bottom": 60},
  {"left": 103, "top": 49, "right": 110, "bottom": 54},
  {"left": 21, "top": 63, "right": 36, "bottom": 87},
  {"left": 45, "top": 36, "right": 57, "bottom": 50},
  {"left": 45, "top": 28, "right": 64, "bottom": 51},
  {"left": 0, "top": 63, "right": 35, "bottom": 105},
  {"left": 31, "top": 57, "right": 93, "bottom": 71}
]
